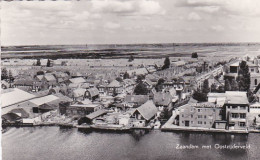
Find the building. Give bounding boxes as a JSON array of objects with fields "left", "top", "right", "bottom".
[
  {"left": 124, "top": 95, "right": 149, "bottom": 108},
  {"left": 153, "top": 92, "right": 173, "bottom": 111},
  {"left": 224, "top": 91, "right": 249, "bottom": 130},
  {"left": 85, "top": 88, "right": 99, "bottom": 101},
  {"left": 179, "top": 102, "right": 223, "bottom": 128},
  {"left": 131, "top": 100, "right": 158, "bottom": 127},
  {"left": 106, "top": 80, "right": 123, "bottom": 96},
  {"left": 59, "top": 103, "right": 102, "bottom": 117},
  {"left": 250, "top": 73, "right": 260, "bottom": 91}
]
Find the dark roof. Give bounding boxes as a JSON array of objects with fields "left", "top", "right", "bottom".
[
  {"left": 135, "top": 100, "right": 158, "bottom": 120},
  {"left": 14, "top": 78, "right": 34, "bottom": 86},
  {"left": 153, "top": 92, "right": 173, "bottom": 106},
  {"left": 9, "top": 108, "right": 29, "bottom": 118},
  {"left": 86, "top": 109, "right": 108, "bottom": 120},
  {"left": 2, "top": 113, "right": 21, "bottom": 122}
]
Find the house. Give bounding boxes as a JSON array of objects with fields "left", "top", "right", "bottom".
[
  {"left": 106, "top": 80, "right": 123, "bottom": 96},
  {"left": 72, "top": 88, "right": 86, "bottom": 101},
  {"left": 153, "top": 92, "right": 173, "bottom": 111},
  {"left": 59, "top": 103, "right": 102, "bottom": 117},
  {"left": 42, "top": 74, "right": 57, "bottom": 86},
  {"left": 250, "top": 73, "right": 260, "bottom": 91},
  {"left": 207, "top": 93, "right": 226, "bottom": 106},
  {"left": 122, "top": 79, "right": 136, "bottom": 94},
  {"left": 131, "top": 100, "right": 158, "bottom": 127},
  {"left": 224, "top": 91, "right": 249, "bottom": 130},
  {"left": 250, "top": 102, "right": 260, "bottom": 114},
  {"left": 29, "top": 95, "right": 60, "bottom": 113},
  {"left": 248, "top": 62, "right": 259, "bottom": 73},
  {"left": 85, "top": 87, "right": 99, "bottom": 101},
  {"left": 13, "top": 78, "right": 34, "bottom": 91},
  {"left": 224, "top": 61, "right": 240, "bottom": 81},
  {"left": 179, "top": 102, "right": 223, "bottom": 128},
  {"left": 124, "top": 95, "right": 149, "bottom": 108},
  {"left": 68, "top": 77, "right": 86, "bottom": 84}
]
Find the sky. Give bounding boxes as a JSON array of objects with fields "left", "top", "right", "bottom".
[{"left": 1, "top": 0, "right": 260, "bottom": 46}]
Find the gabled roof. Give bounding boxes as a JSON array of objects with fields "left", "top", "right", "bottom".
[
  {"left": 107, "top": 80, "right": 122, "bottom": 88},
  {"left": 86, "top": 109, "right": 108, "bottom": 120},
  {"left": 44, "top": 75, "right": 56, "bottom": 82},
  {"left": 1, "top": 88, "right": 36, "bottom": 108},
  {"left": 30, "top": 95, "right": 59, "bottom": 106},
  {"left": 73, "top": 88, "right": 86, "bottom": 98},
  {"left": 135, "top": 100, "right": 158, "bottom": 120},
  {"left": 69, "top": 77, "right": 86, "bottom": 84},
  {"left": 13, "top": 78, "right": 34, "bottom": 86},
  {"left": 86, "top": 87, "right": 99, "bottom": 97},
  {"left": 9, "top": 108, "right": 29, "bottom": 118},
  {"left": 2, "top": 113, "right": 21, "bottom": 122}
]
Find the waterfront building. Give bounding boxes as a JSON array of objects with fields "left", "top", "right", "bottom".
[
  {"left": 131, "top": 100, "right": 158, "bottom": 127},
  {"left": 178, "top": 102, "right": 222, "bottom": 128},
  {"left": 59, "top": 103, "right": 102, "bottom": 117},
  {"left": 224, "top": 91, "right": 249, "bottom": 130}
]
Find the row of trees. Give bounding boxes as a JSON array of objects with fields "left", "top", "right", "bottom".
[
  {"left": 1, "top": 68, "right": 14, "bottom": 82},
  {"left": 34, "top": 59, "right": 52, "bottom": 67}
]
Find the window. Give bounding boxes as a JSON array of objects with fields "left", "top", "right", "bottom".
[
  {"left": 231, "top": 113, "right": 238, "bottom": 118},
  {"left": 198, "top": 121, "right": 202, "bottom": 124},
  {"left": 182, "top": 114, "right": 184, "bottom": 117},
  {"left": 239, "top": 122, "right": 246, "bottom": 127},
  {"left": 191, "top": 121, "right": 193, "bottom": 124},
  {"left": 204, "top": 115, "right": 207, "bottom": 119},
  {"left": 240, "top": 106, "right": 246, "bottom": 110},
  {"left": 198, "top": 115, "right": 203, "bottom": 118},
  {"left": 232, "top": 106, "right": 238, "bottom": 109},
  {"left": 198, "top": 109, "right": 201, "bottom": 112},
  {"left": 204, "top": 122, "right": 206, "bottom": 124},
  {"left": 191, "top": 115, "right": 193, "bottom": 118},
  {"left": 255, "top": 79, "right": 258, "bottom": 85},
  {"left": 251, "top": 69, "right": 254, "bottom": 72},
  {"left": 240, "top": 113, "right": 246, "bottom": 119}
]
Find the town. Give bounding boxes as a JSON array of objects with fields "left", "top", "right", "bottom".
[{"left": 2, "top": 53, "right": 260, "bottom": 134}]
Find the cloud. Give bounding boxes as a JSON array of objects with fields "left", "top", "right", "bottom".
[
  {"left": 210, "top": 25, "right": 224, "bottom": 31},
  {"left": 188, "top": 12, "right": 201, "bottom": 20},
  {"left": 91, "top": 0, "right": 165, "bottom": 16},
  {"left": 104, "top": 22, "right": 121, "bottom": 29}
]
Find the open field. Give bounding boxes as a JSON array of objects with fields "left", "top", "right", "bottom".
[{"left": 2, "top": 43, "right": 260, "bottom": 59}]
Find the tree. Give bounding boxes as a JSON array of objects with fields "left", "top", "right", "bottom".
[
  {"left": 231, "top": 79, "right": 239, "bottom": 91},
  {"left": 128, "top": 54, "right": 134, "bottom": 62},
  {"left": 36, "top": 59, "right": 41, "bottom": 66},
  {"left": 8, "top": 70, "right": 14, "bottom": 82},
  {"left": 123, "top": 72, "right": 130, "bottom": 79},
  {"left": 192, "top": 89, "right": 207, "bottom": 102},
  {"left": 47, "top": 59, "right": 51, "bottom": 67},
  {"left": 162, "top": 57, "right": 170, "bottom": 70},
  {"left": 202, "top": 79, "right": 210, "bottom": 93},
  {"left": 134, "top": 82, "right": 148, "bottom": 95},
  {"left": 210, "top": 83, "right": 217, "bottom": 92},
  {"left": 155, "top": 78, "right": 165, "bottom": 92},
  {"left": 37, "top": 71, "right": 45, "bottom": 75},
  {"left": 116, "top": 77, "right": 123, "bottom": 82},
  {"left": 225, "top": 79, "right": 231, "bottom": 91},
  {"left": 136, "top": 74, "right": 145, "bottom": 83},
  {"left": 238, "top": 61, "right": 250, "bottom": 91},
  {"left": 1, "top": 68, "right": 8, "bottom": 80},
  {"left": 191, "top": 52, "right": 198, "bottom": 58}
]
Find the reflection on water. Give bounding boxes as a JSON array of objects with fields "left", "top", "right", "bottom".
[{"left": 2, "top": 127, "right": 258, "bottom": 160}]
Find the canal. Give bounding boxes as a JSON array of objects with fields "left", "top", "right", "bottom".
[{"left": 2, "top": 127, "right": 260, "bottom": 160}]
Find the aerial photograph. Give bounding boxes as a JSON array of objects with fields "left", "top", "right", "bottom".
[{"left": 1, "top": 0, "right": 260, "bottom": 160}]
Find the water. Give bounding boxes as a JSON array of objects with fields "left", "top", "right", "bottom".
[{"left": 2, "top": 127, "right": 260, "bottom": 160}]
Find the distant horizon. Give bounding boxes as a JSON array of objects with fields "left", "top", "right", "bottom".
[{"left": 2, "top": 42, "right": 260, "bottom": 47}]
